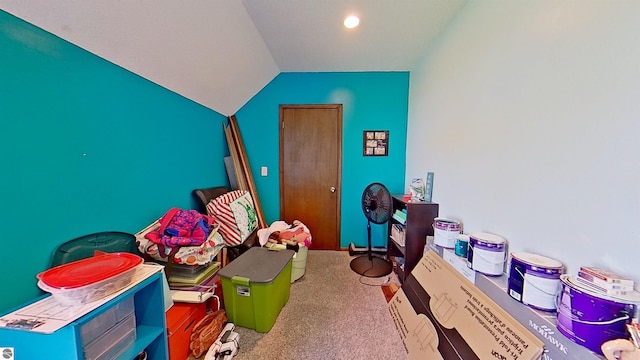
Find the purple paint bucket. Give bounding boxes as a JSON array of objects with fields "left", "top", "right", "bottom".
[
  {"left": 433, "top": 218, "right": 461, "bottom": 248},
  {"left": 507, "top": 252, "right": 563, "bottom": 312},
  {"left": 556, "top": 275, "right": 639, "bottom": 355},
  {"left": 466, "top": 232, "right": 507, "bottom": 276}
]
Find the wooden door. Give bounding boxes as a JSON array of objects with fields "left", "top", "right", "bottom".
[{"left": 280, "top": 105, "right": 342, "bottom": 250}]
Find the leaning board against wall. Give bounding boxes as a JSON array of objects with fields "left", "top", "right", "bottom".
[{"left": 388, "top": 250, "right": 544, "bottom": 360}]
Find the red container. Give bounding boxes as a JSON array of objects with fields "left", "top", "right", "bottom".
[
  {"left": 166, "top": 302, "right": 207, "bottom": 360},
  {"left": 37, "top": 252, "right": 143, "bottom": 305}
]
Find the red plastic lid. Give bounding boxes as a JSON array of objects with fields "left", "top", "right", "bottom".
[{"left": 37, "top": 252, "right": 142, "bottom": 289}]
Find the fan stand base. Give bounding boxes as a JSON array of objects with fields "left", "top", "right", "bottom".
[
  {"left": 348, "top": 243, "right": 387, "bottom": 256},
  {"left": 350, "top": 255, "right": 393, "bottom": 278}
]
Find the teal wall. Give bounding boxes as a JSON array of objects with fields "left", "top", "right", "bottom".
[
  {"left": 0, "top": 11, "right": 229, "bottom": 312},
  {"left": 0, "top": 11, "right": 410, "bottom": 313},
  {"left": 235, "top": 72, "right": 409, "bottom": 250}
]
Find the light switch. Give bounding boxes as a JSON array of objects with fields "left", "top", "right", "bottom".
[{"left": 261, "top": 166, "right": 268, "bottom": 176}]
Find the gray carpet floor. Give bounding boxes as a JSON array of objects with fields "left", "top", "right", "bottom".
[{"left": 233, "top": 250, "right": 408, "bottom": 360}]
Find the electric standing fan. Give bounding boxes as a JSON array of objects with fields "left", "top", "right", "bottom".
[{"left": 350, "top": 182, "right": 394, "bottom": 277}]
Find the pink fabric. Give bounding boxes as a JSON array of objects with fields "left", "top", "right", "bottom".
[
  {"left": 278, "top": 221, "right": 312, "bottom": 247},
  {"left": 144, "top": 208, "right": 215, "bottom": 257},
  {"left": 259, "top": 220, "right": 312, "bottom": 248}
]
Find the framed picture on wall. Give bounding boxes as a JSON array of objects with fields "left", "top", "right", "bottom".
[{"left": 363, "top": 130, "right": 389, "bottom": 156}]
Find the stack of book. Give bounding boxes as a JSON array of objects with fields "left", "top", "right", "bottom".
[
  {"left": 392, "top": 209, "right": 407, "bottom": 224},
  {"left": 167, "top": 262, "right": 220, "bottom": 302},
  {"left": 391, "top": 223, "right": 406, "bottom": 247},
  {"left": 575, "top": 266, "right": 635, "bottom": 296}
]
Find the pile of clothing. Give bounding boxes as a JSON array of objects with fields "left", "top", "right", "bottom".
[
  {"left": 136, "top": 208, "right": 223, "bottom": 267},
  {"left": 257, "top": 220, "right": 312, "bottom": 251}
]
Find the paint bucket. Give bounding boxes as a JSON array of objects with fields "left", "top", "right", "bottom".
[
  {"left": 556, "top": 275, "right": 640, "bottom": 355},
  {"left": 466, "top": 232, "right": 507, "bottom": 276},
  {"left": 433, "top": 218, "right": 461, "bottom": 248},
  {"left": 507, "top": 252, "right": 564, "bottom": 311},
  {"left": 454, "top": 234, "right": 469, "bottom": 257}
]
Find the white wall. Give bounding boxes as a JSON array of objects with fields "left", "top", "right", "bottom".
[{"left": 406, "top": 0, "right": 640, "bottom": 285}]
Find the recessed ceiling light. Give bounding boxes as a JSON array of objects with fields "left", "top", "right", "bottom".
[{"left": 344, "top": 15, "right": 360, "bottom": 29}]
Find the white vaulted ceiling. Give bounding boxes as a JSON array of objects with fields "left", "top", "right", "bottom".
[{"left": 0, "top": 0, "right": 467, "bottom": 115}]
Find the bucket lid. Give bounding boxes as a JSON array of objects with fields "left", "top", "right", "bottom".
[
  {"left": 511, "top": 252, "right": 563, "bottom": 269},
  {"left": 434, "top": 217, "right": 459, "bottom": 224},
  {"left": 470, "top": 232, "right": 506, "bottom": 244},
  {"left": 560, "top": 274, "right": 640, "bottom": 304},
  {"left": 37, "top": 252, "right": 142, "bottom": 290}
]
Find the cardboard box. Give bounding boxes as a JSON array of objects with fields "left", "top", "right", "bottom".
[
  {"left": 388, "top": 250, "right": 544, "bottom": 360},
  {"left": 442, "top": 248, "right": 476, "bottom": 285},
  {"left": 475, "top": 273, "right": 605, "bottom": 360}
]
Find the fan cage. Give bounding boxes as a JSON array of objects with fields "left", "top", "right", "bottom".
[{"left": 361, "top": 182, "right": 392, "bottom": 224}]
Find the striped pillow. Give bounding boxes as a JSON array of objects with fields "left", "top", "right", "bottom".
[{"left": 206, "top": 190, "right": 257, "bottom": 246}]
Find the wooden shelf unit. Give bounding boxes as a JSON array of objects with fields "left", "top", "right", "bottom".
[{"left": 387, "top": 195, "right": 439, "bottom": 283}]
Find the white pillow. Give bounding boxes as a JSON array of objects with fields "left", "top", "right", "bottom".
[
  {"left": 206, "top": 190, "right": 257, "bottom": 246},
  {"left": 229, "top": 191, "right": 258, "bottom": 241}
]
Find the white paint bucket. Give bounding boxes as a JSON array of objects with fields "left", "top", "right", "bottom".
[
  {"left": 507, "top": 252, "right": 564, "bottom": 311},
  {"left": 467, "top": 232, "right": 507, "bottom": 276},
  {"left": 433, "top": 218, "right": 461, "bottom": 248},
  {"left": 291, "top": 244, "right": 308, "bottom": 283}
]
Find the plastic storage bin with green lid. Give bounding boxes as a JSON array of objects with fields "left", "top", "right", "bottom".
[{"left": 218, "top": 247, "right": 294, "bottom": 332}]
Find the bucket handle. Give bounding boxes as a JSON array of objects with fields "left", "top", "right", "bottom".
[
  {"left": 514, "top": 267, "right": 560, "bottom": 297},
  {"left": 555, "top": 293, "right": 631, "bottom": 325},
  {"left": 557, "top": 309, "right": 629, "bottom": 325}
]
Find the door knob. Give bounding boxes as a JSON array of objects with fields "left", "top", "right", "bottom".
[{"left": 330, "top": 187, "right": 336, "bottom": 193}]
